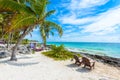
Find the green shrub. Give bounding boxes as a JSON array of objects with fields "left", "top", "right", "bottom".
[
  {"left": 42, "top": 45, "right": 81, "bottom": 60},
  {"left": 32, "top": 50, "right": 35, "bottom": 54}
]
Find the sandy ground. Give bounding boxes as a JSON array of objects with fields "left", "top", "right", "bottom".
[{"left": 0, "top": 51, "right": 120, "bottom": 80}]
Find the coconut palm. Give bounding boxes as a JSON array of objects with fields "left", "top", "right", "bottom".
[
  {"left": 40, "top": 20, "right": 63, "bottom": 47},
  {"left": 0, "top": 0, "right": 49, "bottom": 61},
  {"left": 39, "top": 10, "right": 63, "bottom": 47},
  {"left": 0, "top": 0, "right": 63, "bottom": 61}
]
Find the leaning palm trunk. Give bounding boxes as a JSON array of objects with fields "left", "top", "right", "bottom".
[
  {"left": 43, "top": 37, "right": 46, "bottom": 48},
  {"left": 10, "top": 26, "right": 34, "bottom": 61},
  {"left": 10, "top": 33, "right": 13, "bottom": 45},
  {"left": 10, "top": 36, "right": 22, "bottom": 61},
  {"left": 1, "top": 24, "right": 4, "bottom": 37},
  {"left": 6, "top": 33, "right": 12, "bottom": 49}
]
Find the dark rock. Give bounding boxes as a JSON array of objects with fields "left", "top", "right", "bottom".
[{"left": 78, "top": 52, "right": 120, "bottom": 67}]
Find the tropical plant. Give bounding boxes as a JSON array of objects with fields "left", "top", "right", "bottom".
[
  {"left": 21, "top": 39, "right": 30, "bottom": 45},
  {"left": 42, "top": 45, "right": 74, "bottom": 60},
  {"left": 40, "top": 19, "right": 63, "bottom": 47},
  {"left": 0, "top": 0, "right": 49, "bottom": 61},
  {"left": 0, "top": 0, "right": 63, "bottom": 61}
]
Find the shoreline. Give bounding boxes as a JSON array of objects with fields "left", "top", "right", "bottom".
[
  {"left": 47, "top": 42, "right": 120, "bottom": 58},
  {"left": 70, "top": 51, "right": 120, "bottom": 68},
  {"left": 0, "top": 51, "right": 120, "bottom": 80},
  {"left": 46, "top": 44, "right": 120, "bottom": 68},
  {"left": 66, "top": 47, "right": 120, "bottom": 58}
]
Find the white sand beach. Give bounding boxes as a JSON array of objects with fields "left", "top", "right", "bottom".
[{"left": 0, "top": 51, "right": 120, "bottom": 80}]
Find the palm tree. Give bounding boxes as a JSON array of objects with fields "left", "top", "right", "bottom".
[
  {"left": 40, "top": 10, "right": 63, "bottom": 47},
  {"left": 0, "top": 0, "right": 63, "bottom": 61},
  {"left": 40, "top": 20, "right": 63, "bottom": 47},
  {"left": 0, "top": 0, "right": 48, "bottom": 61}
]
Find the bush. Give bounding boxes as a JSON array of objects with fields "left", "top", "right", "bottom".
[
  {"left": 42, "top": 45, "right": 81, "bottom": 60},
  {"left": 32, "top": 50, "right": 35, "bottom": 54}
]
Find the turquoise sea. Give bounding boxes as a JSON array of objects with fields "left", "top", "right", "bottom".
[{"left": 47, "top": 42, "right": 120, "bottom": 58}]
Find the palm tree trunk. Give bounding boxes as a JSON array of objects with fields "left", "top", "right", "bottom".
[
  {"left": 10, "top": 32, "right": 13, "bottom": 45},
  {"left": 10, "top": 27, "right": 34, "bottom": 61},
  {"left": 43, "top": 37, "right": 46, "bottom": 48},
  {"left": 1, "top": 23, "right": 4, "bottom": 37},
  {"left": 10, "top": 38, "right": 21, "bottom": 61},
  {"left": 7, "top": 33, "right": 11, "bottom": 49}
]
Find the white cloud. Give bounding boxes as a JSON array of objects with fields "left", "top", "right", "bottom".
[
  {"left": 82, "top": 6, "right": 120, "bottom": 35},
  {"left": 69, "top": 0, "right": 109, "bottom": 10},
  {"left": 52, "top": 33, "right": 120, "bottom": 43},
  {"left": 78, "top": 35, "right": 120, "bottom": 42},
  {"left": 64, "top": 29, "right": 75, "bottom": 33},
  {"left": 57, "top": 6, "right": 120, "bottom": 42},
  {"left": 59, "top": 14, "right": 97, "bottom": 25},
  {"left": 60, "top": 5, "right": 120, "bottom": 35},
  {"left": 59, "top": 0, "right": 110, "bottom": 25}
]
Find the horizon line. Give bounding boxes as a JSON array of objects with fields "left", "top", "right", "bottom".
[{"left": 46, "top": 41, "right": 120, "bottom": 43}]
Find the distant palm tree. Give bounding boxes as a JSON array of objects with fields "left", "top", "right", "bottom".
[
  {"left": 40, "top": 20, "right": 63, "bottom": 47},
  {"left": 39, "top": 10, "right": 63, "bottom": 47}
]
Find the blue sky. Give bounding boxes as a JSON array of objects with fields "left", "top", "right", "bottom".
[{"left": 25, "top": 0, "right": 120, "bottom": 43}]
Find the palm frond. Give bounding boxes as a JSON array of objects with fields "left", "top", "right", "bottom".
[
  {"left": 44, "top": 21, "right": 63, "bottom": 37},
  {"left": 28, "top": 0, "right": 48, "bottom": 18},
  {"left": 7, "top": 13, "right": 37, "bottom": 32},
  {"left": 44, "top": 10, "right": 55, "bottom": 18},
  {"left": 0, "top": 0, "right": 34, "bottom": 15}
]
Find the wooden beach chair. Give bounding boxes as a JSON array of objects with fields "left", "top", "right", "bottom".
[
  {"left": 73, "top": 55, "right": 81, "bottom": 66},
  {"left": 81, "top": 57, "right": 95, "bottom": 70}
]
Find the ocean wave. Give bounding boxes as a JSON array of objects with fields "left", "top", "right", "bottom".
[
  {"left": 66, "top": 47, "right": 106, "bottom": 56},
  {"left": 86, "top": 47, "right": 105, "bottom": 51}
]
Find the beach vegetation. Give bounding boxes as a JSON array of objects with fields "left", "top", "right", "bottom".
[
  {"left": 42, "top": 45, "right": 81, "bottom": 60},
  {"left": 0, "top": 0, "right": 63, "bottom": 61},
  {"left": 21, "top": 39, "right": 30, "bottom": 45}
]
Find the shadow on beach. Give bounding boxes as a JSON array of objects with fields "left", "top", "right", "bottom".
[
  {"left": 76, "top": 67, "right": 91, "bottom": 73},
  {"left": 66, "top": 63, "right": 79, "bottom": 68},
  {"left": 17, "top": 56, "right": 33, "bottom": 59},
  {"left": 0, "top": 59, "right": 39, "bottom": 67},
  {"left": 66, "top": 63, "right": 91, "bottom": 73}
]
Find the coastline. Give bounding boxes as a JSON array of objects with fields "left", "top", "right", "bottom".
[
  {"left": 0, "top": 51, "right": 120, "bottom": 80},
  {"left": 47, "top": 44, "right": 120, "bottom": 67},
  {"left": 71, "top": 51, "right": 120, "bottom": 68},
  {"left": 47, "top": 42, "right": 120, "bottom": 58}
]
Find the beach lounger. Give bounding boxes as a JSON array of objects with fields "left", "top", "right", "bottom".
[
  {"left": 81, "top": 57, "right": 95, "bottom": 70},
  {"left": 34, "top": 48, "right": 43, "bottom": 51},
  {"left": 73, "top": 54, "right": 81, "bottom": 66}
]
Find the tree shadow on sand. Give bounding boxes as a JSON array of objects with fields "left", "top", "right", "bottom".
[
  {"left": 66, "top": 63, "right": 91, "bottom": 73},
  {"left": 66, "top": 63, "right": 79, "bottom": 68},
  {"left": 0, "top": 59, "right": 39, "bottom": 67},
  {"left": 76, "top": 67, "right": 91, "bottom": 73},
  {"left": 17, "top": 56, "right": 33, "bottom": 59}
]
